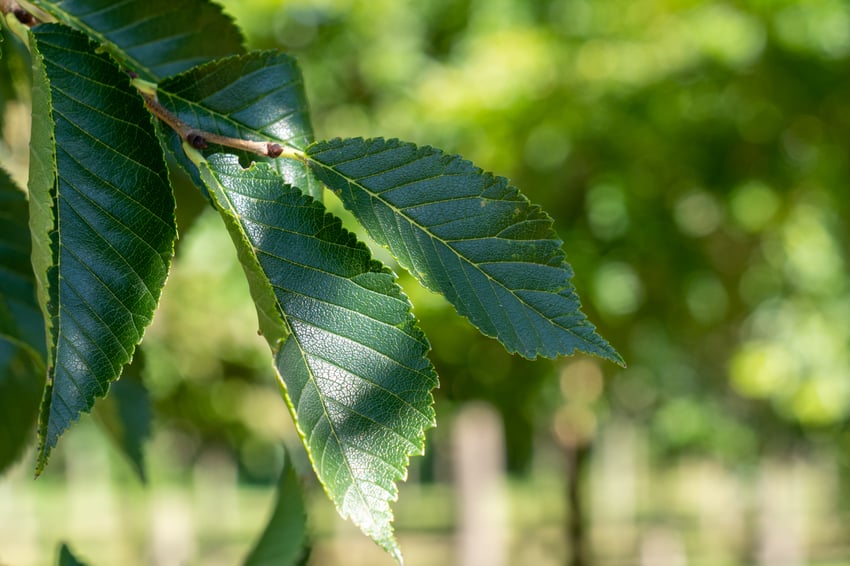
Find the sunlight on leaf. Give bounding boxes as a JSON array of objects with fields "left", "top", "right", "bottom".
[
  {"left": 198, "top": 153, "right": 438, "bottom": 563},
  {"left": 30, "top": 0, "right": 245, "bottom": 80},
  {"left": 28, "top": 24, "right": 176, "bottom": 470},
  {"left": 307, "top": 138, "right": 622, "bottom": 364}
]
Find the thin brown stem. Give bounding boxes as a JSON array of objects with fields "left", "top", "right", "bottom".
[{"left": 140, "top": 90, "right": 290, "bottom": 159}]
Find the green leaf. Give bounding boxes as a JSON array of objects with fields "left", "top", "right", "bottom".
[
  {"left": 29, "top": 0, "right": 244, "bottom": 81},
  {"left": 57, "top": 543, "right": 88, "bottom": 566},
  {"left": 197, "top": 153, "right": 437, "bottom": 563},
  {"left": 307, "top": 138, "right": 623, "bottom": 363},
  {"left": 92, "top": 350, "right": 151, "bottom": 483},
  {"left": 0, "top": 167, "right": 45, "bottom": 473},
  {"left": 244, "top": 448, "right": 308, "bottom": 566},
  {"left": 158, "top": 51, "right": 321, "bottom": 200},
  {"left": 28, "top": 24, "right": 176, "bottom": 471},
  {"left": 0, "top": 167, "right": 45, "bottom": 358},
  {"left": 0, "top": 336, "right": 44, "bottom": 472}
]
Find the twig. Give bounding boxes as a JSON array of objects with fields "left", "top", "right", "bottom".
[{"left": 139, "top": 90, "right": 297, "bottom": 160}]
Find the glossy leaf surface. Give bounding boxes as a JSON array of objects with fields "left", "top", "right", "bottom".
[
  {"left": 29, "top": 0, "right": 244, "bottom": 80},
  {"left": 307, "top": 138, "right": 623, "bottom": 363},
  {"left": 198, "top": 153, "right": 437, "bottom": 563},
  {"left": 28, "top": 24, "right": 176, "bottom": 469}
]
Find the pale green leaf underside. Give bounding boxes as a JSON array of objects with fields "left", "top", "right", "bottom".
[
  {"left": 199, "top": 154, "right": 437, "bottom": 563},
  {"left": 158, "top": 51, "right": 320, "bottom": 199},
  {"left": 29, "top": 24, "right": 176, "bottom": 467},
  {"left": 244, "top": 448, "right": 308, "bottom": 566},
  {"left": 30, "top": 0, "right": 245, "bottom": 81},
  {"left": 307, "top": 138, "right": 623, "bottom": 363}
]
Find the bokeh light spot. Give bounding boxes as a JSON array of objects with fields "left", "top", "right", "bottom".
[
  {"left": 674, "top": 190, "right": 723, "bottom": 237},
  {"left": 593, "top": 262, "right": 644, "bottom": 317},
  {"left": 586, "top": 183, "right": 629, "bottom": 241},
  {"left": 729, "top": 181, "right": 780, "bottom": 233}
]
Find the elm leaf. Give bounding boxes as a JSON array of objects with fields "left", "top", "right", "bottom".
[
  {"left": 307, "top": 138, "right": 623, "bottom": 363},
  {"left": 197, "top": 153, "right": 437, "bottom": 563},
  {"left": 28, "top": 24, "right": 176, "bottom": 471}
]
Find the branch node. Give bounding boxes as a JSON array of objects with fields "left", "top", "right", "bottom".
[
  {"left": 13, "top": 7, "right": 33, "bottom": 25},
  {"left": 267, "top": 143, "right": 284, "bottom": 158},
  {"left": 1, "top": 0, "right": 37, "bottom": 27},
  {"left": 137, "top": 86, "right": 298, "bottom": 160},
  {"left": 187, "top": 132, "right": 208, "bottom": 150}
]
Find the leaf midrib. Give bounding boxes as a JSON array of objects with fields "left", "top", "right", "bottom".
[
  {"left": 289, "top": 328, "right": 395, "bottom": 534},
  {"left": 217, "top": 177, "right": 433, "bottom": 422},
  {"left": 307, "top": 156, "right": 587, "bottom": 347},
  {"left": 210, "top": 165, "right": 410, "bottom": 544}
]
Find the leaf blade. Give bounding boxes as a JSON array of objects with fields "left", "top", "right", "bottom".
[
  {"left": 92, "top": 350, "right": 151, "bottom": 483},
  {"left": 57, "top": 543, "right": 88, "bottom": 566},
  {"left": 0, "top": 167, "right": 46, "bottom": 473},
  {"left": 29, "top": 0, "right": 245, "bottom": 81},
  {"left": 198, "top": 153, "right": 437, "bottom": 563},
  {"left": 307, "top": 138, "right": 623, "bottom": 363},
  {"left": 244, "top": 448, "right": 308, "bottom": 566},
  {"left": 28, "top": 24, "right": 176, "bottom": 469}
]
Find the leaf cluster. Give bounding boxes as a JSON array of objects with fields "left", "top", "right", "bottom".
[{"left": 0, "top": 0, "right": 620, "bottom": 562}]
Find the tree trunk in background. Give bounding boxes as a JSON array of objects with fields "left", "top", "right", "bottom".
[
  {"left": 566, "top": 442, "right": 590, "bottom": 566},
  {"left": 453, "top": 403, "right": 507, "bottom": 566}
]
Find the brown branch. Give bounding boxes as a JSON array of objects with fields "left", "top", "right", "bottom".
[{"left": 140, "top": 91, "right": 287, "bottom": 159}]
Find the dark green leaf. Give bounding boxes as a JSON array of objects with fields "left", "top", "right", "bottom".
[
  {"left": 57, "top": 543, "right": 88, "bottom": 566},
  {"left": 0, "top": 167, "right": 45, "bottom": 473},
  {"left": 307, "top": 138, "right": 623, "bottom": 363},
  {"left": 158, "top": 51, "right": 321, "bottom": 199},
  {"left": 0, "top": 336, "right": 44, "bottom": 472},
  {"left": 0, "top": 167, "right": 45, "bottom": 358},
  {"left": 28, "top": 24, "right": 176, "bottom": 471},
  {"left": 29, "top": 0, "right": 244, "bottom": 81},
  {"left": 244, "top": 448, "right": 308, "bottom": 566},
  {"left": 92, "top": 350, "right": 151, "bottom": 483},
  {"left": 197, "top": 153, "right": 437, "bottom": 563}
]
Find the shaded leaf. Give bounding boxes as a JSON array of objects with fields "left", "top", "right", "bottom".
[
  {"left": 0, "top": 337, "right": 44, "bottom": 472},
  {"left": 307, "top": 138, "right": 623, "bottom": 363},
  {"left": 158, "top": 51, "right": 321, "bottom": 199},
  {"left": 92, "top": 349, "right": 151, "bottom": 483},
  {"left": 244, "top": 448, "right": 308, "bottom": 566},
  {"left": 28, "top": 24, "right": 176, "bottom": 471},
  {"left": 57, "top": 543, "right": 88, "bottom": 566},
  {"left": 0, "top": 167, "right": 45, "bottom": 473},
  {"left": 29, "top": 0, "right": 244, "bottom": 81},
  {"left": 0, "top": 167, "right": 45, "bottom": 357},
  {"left": 197, "top": 153, "right": 437, "bottom": 563}
]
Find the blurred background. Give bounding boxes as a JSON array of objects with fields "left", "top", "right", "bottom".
[{"left": 2, "top": 0, "right": 850, "bottom": 564}]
